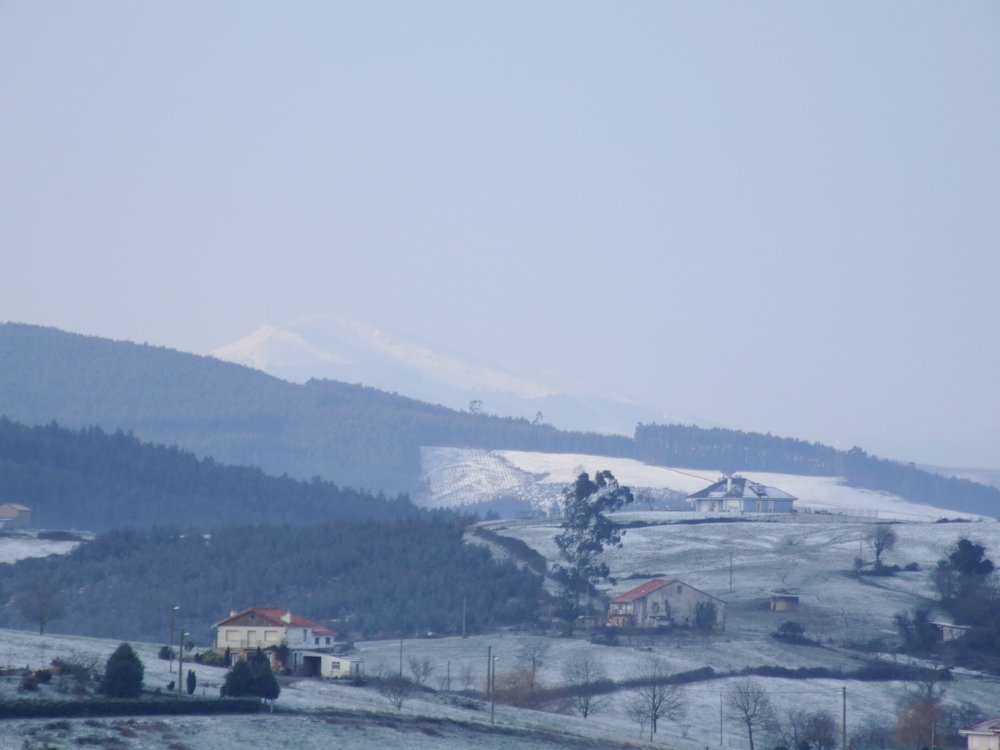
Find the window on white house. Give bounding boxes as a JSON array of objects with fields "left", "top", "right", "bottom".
[
  {"left": 325, "top": 637, "right": 331, "bottom": 645},
  {"left": 314, "top": 637, "right": 319, "bottom": 645}
]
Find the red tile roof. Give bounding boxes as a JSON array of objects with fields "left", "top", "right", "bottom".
[
  {"left": 611, "top": 579, "right": 676, "bottom": 603},
  {"left": 214, "top": 607, "right": 335, "bottom": 636}
]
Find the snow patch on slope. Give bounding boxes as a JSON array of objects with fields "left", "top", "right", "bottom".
[{"left": 419, "top": 448, "right": 982, "bottom": 521}]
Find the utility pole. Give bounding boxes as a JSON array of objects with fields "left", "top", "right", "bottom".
[
  {"left": 168, "top": 605, "right": 179, "bottom": 673},
  {"left": 841, "top": 686, "right": 847, "bottom": 750},
  {"left": 720, "top": 691, "right": 724, "bottom": 746},
  {"left": 178, "top": 630, "right": 187, "bottom": 696},
  {"left": 729, "top": 553, "right": 733, "bottom": 592},
  {"left": 486, "top": 645, "right": 491, "bottom": 700},
  {"left": 490, "top": 653, "right": 498, "bottom": 726},
  {"left": 462, "top": 595, "right": 467, "bottom": 638},
  {"left": 398, "top": 638, "right": 403, "bottom": 678},
  {"left": 651, "top": 693, "right": 655, "bottom": 742}
]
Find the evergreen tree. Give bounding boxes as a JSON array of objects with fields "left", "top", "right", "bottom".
[
  {"left": 554, "top": 471, "right": 634, "bottom": 608},
  {"left": 100, "top": 642, "right": 144, "bottom": 698},
  {"left": 254, "top": 660, "right": 281, "bottom": 701},
  {"left": 221, "top": 660, "right": 256, "bottom": 698},
  {"left": 186, "top": 668, "right": 196, "bottom": 696}
]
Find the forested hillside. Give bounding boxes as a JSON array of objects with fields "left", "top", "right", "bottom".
[
  {"left": 635, "top": 424, "right": 1000, "bottom": 517},
  {"left": 0, "top": 520, "right": 543, "bottom": 643},
  {"left": 0, "top": 418, "right": 415, "bottom": 530},
  {"left": 0, "top": 323, "right": 634, "bottom": 494}
]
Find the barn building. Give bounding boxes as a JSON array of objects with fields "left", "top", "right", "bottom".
[{"left": 607, "top": 578, "right": 725, "bottom": 631}]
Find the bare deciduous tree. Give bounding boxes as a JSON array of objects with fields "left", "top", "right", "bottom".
[
  {"left": 515, "top": 640, "right": 551, "bottom": 695},
  {"left": 17, "top": 576, "right": 64, "bottom": 635},
  {"left": 408, "top": 656, "right": 434, "bottom": 687},
  {"left": 895, "top": 698, "right": 943, "bottom": 750},
  {"left": 779, "top": 708, "right": 837, "bottom": 750},
  {"left": 376, "top": 675, "right": 416, "bottom": 710},
  {"left": 851, "top": 716, "right": 894, "bottom": 750},
  {"left": 561, "top": 650, "right": 608, "bottom": 719},
  {"left": 726, "top": 679, "right": 775, "bottom": 750},
  {"left": 630, "top": 657, "right": 685, "bottom": 741},
  {"left": 866, "top": 525, "right": 898, "bottom": 568},
  {"left": 457, "top": 663, "right": 476, "bottom": 692},
  {"left": 625, "top": 693, "right": 651, "bottom": 738}
]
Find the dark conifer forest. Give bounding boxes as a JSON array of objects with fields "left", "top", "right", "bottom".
[
  {"left": 0, "top": 418, "right": 416, "bottom": 530},
  {"left": 0, "top": 520, "right": 543, "bottom": 644}
]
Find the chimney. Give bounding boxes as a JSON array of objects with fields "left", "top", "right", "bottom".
[
  {"left": 726, "top": 475, "right": 733, "bottom": 494},
  {"left": 281, "top": 611, "right": 293, "bottom": 624},
  {"left": 229, "top": 609, "right": 238, "bottom": 617}
]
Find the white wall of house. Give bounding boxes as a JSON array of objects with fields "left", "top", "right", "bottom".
[
  {"left": 963, "top": 732, "right": 999, "bottom": 750},
  {"left": 696, "top": 498, "right": 793, "bottom": 513},
  {"left": 320, "top": 653, "right": 361, "bottom": 679},
  {"left": 215, "top": 625, "right": 285, "bottom": 652}
]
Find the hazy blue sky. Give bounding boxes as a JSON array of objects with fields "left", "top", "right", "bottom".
[{"left": 2, "top": 2, "right": 998, "bottom": 469}]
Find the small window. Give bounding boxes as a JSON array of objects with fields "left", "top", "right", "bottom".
[
  {"left": 677, "top": 585, "right": 682, "bottom": 593},
  {"left": 331, "top": 661, "right": 340, "bottom": 670},
  {"left": 325, "top": 637, "right": 331, "bottom": 645},
  {"left": 314, "top": 637, "right": 319, "bottom": 645}
]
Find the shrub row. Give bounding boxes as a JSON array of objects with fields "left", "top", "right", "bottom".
[{"left": 0, "top": 697, "right": 261, "bottom": 719}]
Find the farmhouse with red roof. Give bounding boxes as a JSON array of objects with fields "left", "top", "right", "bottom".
[
  {"left": 607, "top": 578, "right": 725, "bottom": 631},
  {"left": 214, "top": 607, "right": 359, "bottom": 679}
]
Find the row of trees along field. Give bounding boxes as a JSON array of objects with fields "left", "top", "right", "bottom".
[{"left": 0, "top": 519, "right": 544, "bottom": 644}]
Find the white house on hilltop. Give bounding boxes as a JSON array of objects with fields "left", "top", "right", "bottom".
[{"left": 687, "top": 475, "right": 796, "bottom": 513}]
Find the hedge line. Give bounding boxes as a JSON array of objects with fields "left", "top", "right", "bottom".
[{"left": 0, "top": 697, "right": 261, "bottom": 719}]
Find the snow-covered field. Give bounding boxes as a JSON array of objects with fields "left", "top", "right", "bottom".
[
  {"left": 0, "top": 532, "right": 84, "bottom": 564},
  {"left": 3, "top": 624, "right": 999, "bottom": 750},
  {"left": 3, "top": 513, "right": 1000, "bottom": 749},
  {"left": 418, "top": 447, "right": 983, "bottom": 520}
]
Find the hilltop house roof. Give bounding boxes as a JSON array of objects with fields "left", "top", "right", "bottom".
[
  {"left": 611, "top": 579, "right": 677, "bottom": 603},
  {"left": 687, "top": 475, "right": 796, "bottom": 501},
  {"left": 214, "top": 607, "right": 335, "bottom": 636},
  {"left": 0, "top": 503, "right": 31, "bottom": 512}
]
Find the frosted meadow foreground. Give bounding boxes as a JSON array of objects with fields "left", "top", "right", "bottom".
[{"left": 2, "top": 511, "right": 999, "bottom": 750}]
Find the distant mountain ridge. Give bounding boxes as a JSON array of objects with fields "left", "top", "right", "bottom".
[
  {"left": 1, "top": 322, "right": 997, "bottom": 517},
  {"left": 211, "top": 314, "right": 666, "bottom": 435},
  {"left": 0, "top": 323, "right": 633, "bottom": 494}
]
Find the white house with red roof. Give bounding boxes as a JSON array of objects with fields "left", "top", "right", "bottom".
[
  {"left": 214, "top": 607, "right": 341, "bottom": 673},
  {"left": 608, "top": 578, "right": 725, "bottom": 631},
  {"left": 961, "top": 719, "right": 1000, "bottom": 750}
]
